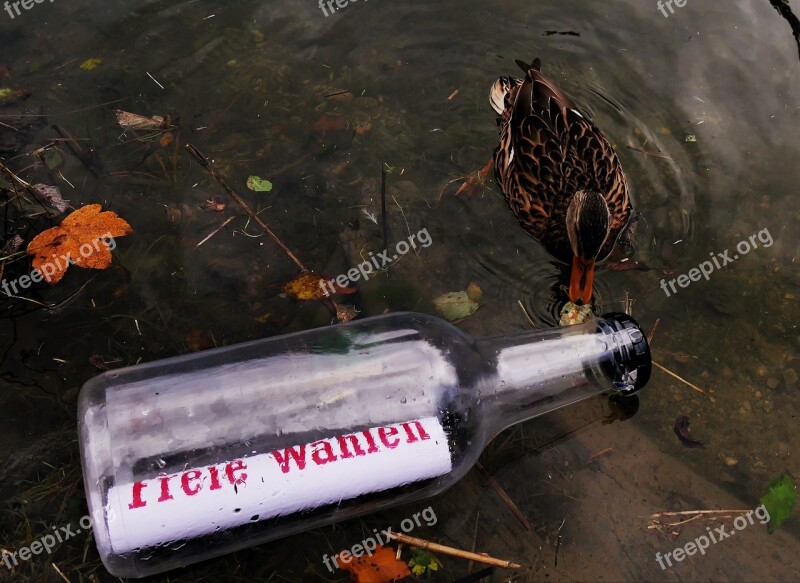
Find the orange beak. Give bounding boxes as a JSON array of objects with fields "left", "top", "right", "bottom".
[{"left": 569, "top": 256, "right": 595, "bottom": 304}]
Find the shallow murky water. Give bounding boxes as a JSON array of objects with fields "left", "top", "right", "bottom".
[{"left": 1, "top": 0, "right": 799, "bottom": 581}]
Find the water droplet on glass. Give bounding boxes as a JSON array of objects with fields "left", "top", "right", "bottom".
[
  {"left": 400, "top": 397, "right": 407, "bottom": 404},
  {"left": 155, "top": 458, "right": 166, "bottom": 469}
]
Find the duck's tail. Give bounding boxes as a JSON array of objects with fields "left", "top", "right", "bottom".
[
  {"left": 489, "top": 75, "right": 521, "bottom": 115},
  {"left": 489, "top": 58, "right": 542, "bottom": 115}
]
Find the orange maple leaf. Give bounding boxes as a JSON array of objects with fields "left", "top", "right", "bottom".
[
  {"left": 26, "top": 204, "right": 133, "bottom": 284},
  {"left": 338, "top": 545, "right": 412, "bottom": 583},
  {"left": 282, "top": 272, "right": 357, "bottom": 301}
]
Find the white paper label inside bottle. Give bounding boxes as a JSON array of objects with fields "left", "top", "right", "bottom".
[{"left": 105, "top": 417, "right": 452, "bottom": 553}]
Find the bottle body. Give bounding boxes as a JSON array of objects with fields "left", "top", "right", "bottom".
[{"left": 78, "top": 311, "right": 650, "bottom": 578}]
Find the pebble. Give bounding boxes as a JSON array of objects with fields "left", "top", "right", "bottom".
[
  {"left": 723, "top": 457, "right": 738, "bottom": 467},
  {"left": 754, "top": 390, "right": 762, "bottom": 400},
  {"left": 783, "top": 368, "right": 798, "bottom": 387},
  {"left": 767, "top": 378, "right": 779, "bottom": 389}
]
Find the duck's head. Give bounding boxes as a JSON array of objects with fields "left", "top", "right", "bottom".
[{"left": 565, "top": 190, "right": 611, "bottom": 305}]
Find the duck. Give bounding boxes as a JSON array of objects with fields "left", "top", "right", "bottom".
[{"left": 457, "top": 58, "right": 633, "bottom": 304}]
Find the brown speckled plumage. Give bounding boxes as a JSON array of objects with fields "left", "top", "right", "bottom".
[{"left": 491, "top": 59, "right": 632, "bottom": 264}]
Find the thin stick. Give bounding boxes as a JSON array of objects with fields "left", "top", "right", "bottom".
[
  {"left": 146, "top": 71, "right": 165, "bottom": 90},
  {"left": 647, "top": 317, "right": 661, "bottom": 345},
  {"left": 651, "top": 509, "right": 753, "bottom": 518},
  {"left": 184, "top": 144, "right": 307, "bottom": 272},
  {"left": 0, "top": 160, "right": 49, "bottom": 212},
  {"left": 384, "top": 532, "right": 521, "bottom": 569},
  {"left": 52, "top": 124, "right": 98, "bottom": 176},
  {"left": 626, "top": 145, "right": 672, "bottom": 160},
  {"left": 52, "top": 563, "right": 71, "bottom": 583},
  {"left": 517, "top": 300, "right": 536, "bottom": 328},
  {"left": 380, "top": 163, "right": 388, "bottom": 250},
  {"left": 196, "top": 216, "right": 235, "bottom": 247},
  {"left": 653, "top": 361, "right": 705, "bottom": 394},
  {"left": 476, "top": 462, "right": 532, "bottom": 531}
]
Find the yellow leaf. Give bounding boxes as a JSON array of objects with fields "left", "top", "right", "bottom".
[{"left": 80, "top": 58, "right": 102, "bottom": 71}]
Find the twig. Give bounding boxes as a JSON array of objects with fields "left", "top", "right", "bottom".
[
  {"left": 52, "top": 563, "right": 70, "bottom": 583},
  {"left": 648, "top": 508, "right": 755, "bottom": 532},
  {"left": 647, "top": 317, "right": 661, "bottom": 345},
  {"left": 651, "top": 509, "right": 753, "bottom": 518},
  {"left": 653, "top": 361, "right": 705, "bottom": 394},
  {"left": 384, "top": 531, "right": 521, "bottom": 569},
  {"left": 392, "top": 195, "right": 418, "bottom": 256},
  {"left": 146, "top": 71, "right": 165, "bottom": 90},
  {"left": 184, "top": 144, "right": 307, "bottom": 272},
  {"left": 196, "top": 216, "right": 235, "bottom": 247},
  {"left": 381, "top": 162, "right": 388, "bottom": 250},
  {"left": 52, "top": 124, "right": 98, "bottom": 176},
  {"left": 476, "top": 462, "right": 532, "bottom": 531},
  {"left": 0, "top": 160, "right": 49, "bottom": 212},
  {"left": 517, "top": 299, "right": 536, "bottom": 328},
  {"left": 626, "top": 145, "right": 672, "bottom": 160}
]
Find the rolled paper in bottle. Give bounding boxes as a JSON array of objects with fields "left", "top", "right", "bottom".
[{"left": 105, "top": 417, "right": 452, "bottom": 553}]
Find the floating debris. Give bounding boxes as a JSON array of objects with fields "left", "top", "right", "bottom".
[{"left": 673, "top": 415, "right": 704, "bottom": 448}]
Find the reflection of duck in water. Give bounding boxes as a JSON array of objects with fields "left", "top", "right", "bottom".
[{"left": 457, "top": 58, "right": 635, "bottom": 304}]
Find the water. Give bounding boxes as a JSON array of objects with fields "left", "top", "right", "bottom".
[{"left": 1, "top": 0, "right": 798, "bottom": 581}]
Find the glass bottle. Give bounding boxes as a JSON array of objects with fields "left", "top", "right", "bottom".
[{"left": 78, "top": 311, "right": 651, "bottom": 578}]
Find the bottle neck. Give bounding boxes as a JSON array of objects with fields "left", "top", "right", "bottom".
[{"left": 474, "top": 315, "right": 650, "bottom": 439}]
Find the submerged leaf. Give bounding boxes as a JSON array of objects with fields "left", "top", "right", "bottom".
[
  {"left": 760, "top": 474, "right": 796, "bottom": 532},
  {"left": 559, "top": 301, "right": 595, "bottom": 326},
  {"left": 282, "top": 272, "right": 355, "bottom": 301},
  {"left": 408, "top": 548, "right": 441, "bottom": 576},
  {"left": 246, "top": 175, "right": 273, "bottom": 192},
  {"left": 0, "top": 87, "right": 26, "bottom": 104},
  {"left": 338, "top": 545, "right": 411, "bottom": 582},
  {"left": 33, "top": 184, "right": 69, "bottom": 213},
  {"left": 115, "top": 109, "right": 167, "bottom": 130},
  {"left": 80, "top": 58, "right": 102, "bottom": 71},
  {"left": 44, "top": 150, "right": 63, "bottom": 170},
  {"left": 26, "top": 204, "right": 133, "bottom": 284},
  {"left": 199, "top": 196, "right": 228, "bottom": 213},
  {"left": 433, "top": 290, "right": 479, "bottom": 321}
]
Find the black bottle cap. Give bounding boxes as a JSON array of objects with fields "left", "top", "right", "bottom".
[{"left": 597, "top": 312, "right": 652, "bottom": 395}]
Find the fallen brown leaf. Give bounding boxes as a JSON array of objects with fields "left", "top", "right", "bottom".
[
  {"left": 115, "top": 109, "right": 167, "bottom": 130},
  {"left": 199, "top": 196, "right": 228, "bottom": 213}
]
